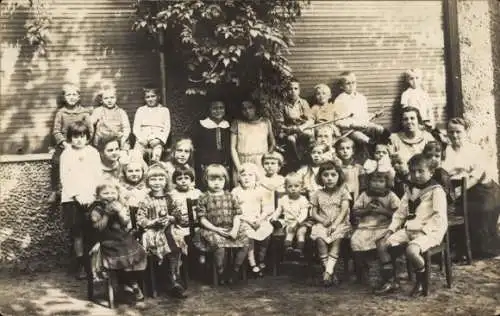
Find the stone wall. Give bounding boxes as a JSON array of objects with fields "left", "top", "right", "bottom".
[
  {"left": 457, "top": 0, "right": 499, "bottom": 180},
  {"left": 0, "top": 160, "right": 69, "bottom": 272}
]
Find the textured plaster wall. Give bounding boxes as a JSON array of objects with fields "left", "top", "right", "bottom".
[
  {"left": 457, "top": 1, "right": 499, "bottom": 180},
  {"left": 0, "top": 161, "right": 69, "bottom": 271}
]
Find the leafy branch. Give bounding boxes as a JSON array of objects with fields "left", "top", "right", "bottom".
[{"left": 133, "top": 0, "right": 308, "bottom": 102}]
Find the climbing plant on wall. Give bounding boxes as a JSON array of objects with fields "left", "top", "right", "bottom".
[{"left": 133, "top": 0, "right": 308, "bottom": 114}]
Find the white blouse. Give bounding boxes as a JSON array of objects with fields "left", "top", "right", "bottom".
[{"left": 442, "top": 142, "right": 488, "bottom": 183}]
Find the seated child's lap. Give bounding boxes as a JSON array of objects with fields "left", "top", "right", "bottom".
[
  {"left": 350, "top": 228, "right": 388, "bottom": 252},
  {"left": 387, "top": 229, "right": 438, "bottom": 253}
]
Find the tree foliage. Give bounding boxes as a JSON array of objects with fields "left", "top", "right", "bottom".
[
  {"left": 2, "top": 0, "right": 52, "bottom": 54},
  {"left": 134, "top": 0, "right": 308, "bottom": 105}
]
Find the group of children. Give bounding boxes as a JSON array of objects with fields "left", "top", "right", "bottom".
[{"left": 53, "top": 67, "right": 450, "bottom": 302}]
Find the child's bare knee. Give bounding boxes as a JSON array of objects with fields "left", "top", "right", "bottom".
[
  {"left": 406, "top": 244, "right": 421, "bottom": 258},
  {"left": 287, "top": 135, "right": 297, "bottom": 143}
]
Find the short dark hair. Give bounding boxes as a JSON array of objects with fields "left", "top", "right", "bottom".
[
  {"left": 315, "top": 161, "right": 345, "bottom": 188},
  {"left": 423, "top": 141, "right": 444, "bottom": 160},
  {"left": 172, "top": 165, "right": 195, "bottom": 183},
  {"left": 447, "top": 117, "right": 469, "bottom": 130},
  {"left": 401, "top": 106, "right": 423, "bottom": 125},
  {"left": 97, "top": 135, "right": 120, "bottom": 152},
  {"left": 143, "top": 84, "right": 159, "bottom": 96},
  {"left": 368, "top": 171, "right": 394, "bottom": 189},
  {"left": 67, "top": 121, "right": 91, "bottom": 142},
  {"left": 339, "top": 71, "right": 355, "bottom": 86},
  {"left": 408, "top": 153, "right": 439, "bottom": 173}
]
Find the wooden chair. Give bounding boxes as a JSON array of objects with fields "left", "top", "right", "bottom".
[
  {"left": 86, "top": 249, "right": 117, "bottom": 308},
  {"left": 129, "top": 207, "right": 188, "bottom": 298},
  {"left": 449, "top": 177, "right": 472, "bottom": 264},
  {"left": 187, "top": 198, "right": 247, "bottom": 286},
  {"left": 423, "top": 230, "right": 452, "bottom": 296},
  {"left": 406, "top": 230, "right": 452, "bottom": 296},
  {"left": 129, "top": 207, "right": 157, "bottom": 298}
]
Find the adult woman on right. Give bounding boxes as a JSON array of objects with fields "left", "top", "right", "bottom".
[
  {"left": 442, "top": 117, "right": 500, "bottom": 258},
  {"left": 389, "top": 106, "right": 436, "bottom": 164}
]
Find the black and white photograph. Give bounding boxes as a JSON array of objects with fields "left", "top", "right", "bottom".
[{"left": 0, "top": 0, "right": 499, "bottom": 315}]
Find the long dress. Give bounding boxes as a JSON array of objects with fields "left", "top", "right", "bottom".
[
  {"left": 192, "top": 118, "right": 232, "bottom": 189},
  {"left": 88, "top": 201, "right": 147, "bottom": 272},
  {"left": 197, "top": 191, "right": 249, "bottom": 250},
  {"left": 310, "top": 186, "right": 352, "bottom": 244},
  {"left": 442, "top": 142, "right": 500, "bottom": 257}
]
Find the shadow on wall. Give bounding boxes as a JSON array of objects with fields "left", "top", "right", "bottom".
[
  {"left": 490, "top": 0, "right": 500, "bottom": 179},
  {"left": 0, "top": 0, "right": 160, "bottom": 155}
]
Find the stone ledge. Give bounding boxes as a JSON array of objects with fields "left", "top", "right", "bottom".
[{"left": 0, "top": 153, "right": 52, "bottom": 163}]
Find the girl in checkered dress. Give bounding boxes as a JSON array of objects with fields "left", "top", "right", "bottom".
[{"left": 197, "top": 164, "right": 250, "bottom": 284}]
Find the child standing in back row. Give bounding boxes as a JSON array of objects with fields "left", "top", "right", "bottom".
[
  {"left": 401, "top": 68, "right": 435, "bottom": 130},
  {"left": 333, "top": 71, "right": 389, "bottom": 145},
  {"left": 133, "top": 85, "right": 171, "bottom": 162},
  {"left": 193, "top": 100, "right": 232, "bottom": 190},
  {"left": 277, "top": 79, "right": 314, "bottom": 162},
  {"left": 230, "top": 100, "right": 275, "bottom": 183},
  {"left": 91, "top": 84, "right": 131, "bottom": 149},
  {"left": 51, "top": 83, "right": 93, "bottom": 201}
]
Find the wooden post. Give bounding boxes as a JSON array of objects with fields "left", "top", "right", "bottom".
[
  {"left": 158, "top": 30, "right": 168, "bottom": 106},
  {"left": 443, "top": 0, "right": 464, "bottom": 118}
]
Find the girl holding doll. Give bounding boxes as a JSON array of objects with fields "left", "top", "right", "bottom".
[
  {"left": 230, "top": 99, "right": 275, "bottom": 183},
  {"left": 310, "top": 161, "right": 352, "bottom": 286},
  {"left": 232, "top": 163, "right": 274, "bottom": 277},
  {"left": 197, "top": 164, "right": 250, "bottom": 285},
  {"left": 136, "top": 164, "right": 187, "bottom": 298},
  {"left": 88, "top": 182, "right": 147, "bottom": 302},
  {"left": 193, "top": 100, "right": 232, "bottom": 190},
  {"left": 120, "top": 155, "right": 149, "bottom": 231}
]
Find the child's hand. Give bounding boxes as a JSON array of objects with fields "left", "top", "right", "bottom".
[
  {"left": 228, "top": 228, "right": 238, "bottom": 240},
  {"left": 215, "top": 227, "right": 229, "bottom": 237},
  {"left": 323, "top": 219, "right": 332, "bottom": 227}
]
